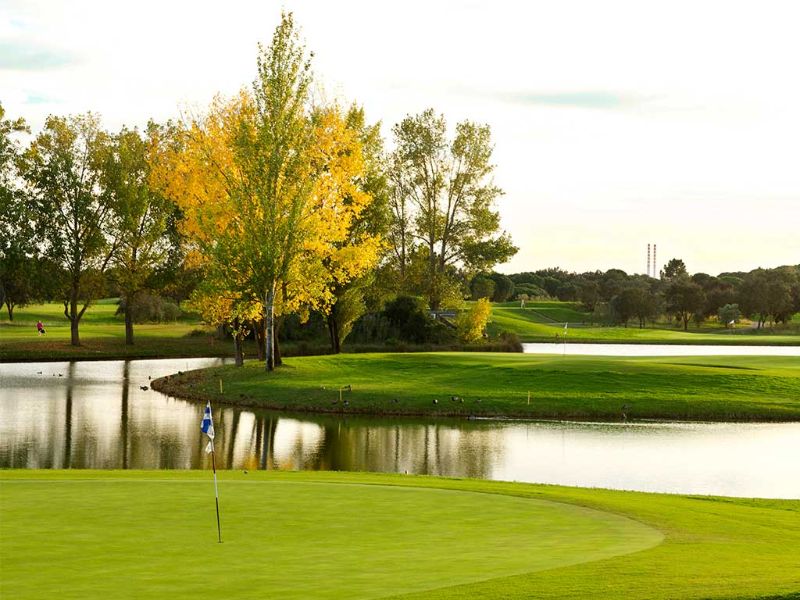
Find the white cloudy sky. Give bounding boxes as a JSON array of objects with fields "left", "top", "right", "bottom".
[{"left": 2, "top": 0, "right": 798, "bottom": 275}]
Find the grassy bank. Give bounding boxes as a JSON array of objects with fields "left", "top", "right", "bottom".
[
  {"left": 1, "top": 470, "right": 798, "bottom": 600},
  {"left": 0, "top": 300, "right": 229, "bottom": 361},
  {"left": 153, "top": 352, "right": 800, "bottom": 421},
  {"left": 0, "top": 302, "right": 519, "bottom": 362},
  {"left": 3, "top": 299, "right": 798, "bottom": 363},
  {"left": 489, "top": 302, "right": 800, "bottom": 345}
]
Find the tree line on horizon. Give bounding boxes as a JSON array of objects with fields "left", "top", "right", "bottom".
[
  {"left": 0, "top": 13, "right": 517, "bottom": 366},
  {"left": 480, "top": 259, "right": 800, "bottom": 330}
]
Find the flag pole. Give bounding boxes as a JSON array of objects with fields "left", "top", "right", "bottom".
[
  {"left": 210, "top": 437, "right": 222, "bottom": 544},
  {"left": 201, "top": 400, "right": 222, "bottom": 544}
]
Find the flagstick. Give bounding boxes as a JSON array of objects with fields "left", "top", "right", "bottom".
[{"left": 210, "top": 438, "right": 222, "bottom": 543}]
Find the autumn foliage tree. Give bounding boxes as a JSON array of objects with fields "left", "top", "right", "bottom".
[{"left": 154, "top": 13, "right": 381, "bottom": 370}]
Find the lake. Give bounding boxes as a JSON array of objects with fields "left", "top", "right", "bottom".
[{"left": 1, "top": 357, "right": 798, "bottom": 498}]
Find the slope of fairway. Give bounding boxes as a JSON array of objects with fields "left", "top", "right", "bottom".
[
  {"left": 154, "top": 352, "right": 800, "bottom": 421},
  {"left": 0, "top": 471, "right": 660, "bottom": 600},
  {"left": 2, "top": 471, "right": 799, "bottom": 600},
  {"left": 489, "top": 304, "right": 800, "bottom": 345}
]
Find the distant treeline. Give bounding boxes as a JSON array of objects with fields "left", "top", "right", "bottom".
[{"left": 471, "top": 260, "right": 800, "bottom": 330}]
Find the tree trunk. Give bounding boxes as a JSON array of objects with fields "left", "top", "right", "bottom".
[
  {"left": 264, "top": 287, "right": 275, "bottom": 372},
  {"left": 274, "top": 332, "right": 282, "bottom": 366},
  {"left": 254, "top": 318, "right": 266, "bottom": 362},
  {"left": 124, "top": 299, "right": 134, "bottom": 346},
  {"left": 233, "top": 317, "right": 244, "bottom": 367},
  {"left": 69, "top": 292, "right": 80, "bottom": 346},
  {"left": 327, "top": 314, "right": 341, "bottom": 354},
  {"left": 6, "top": 302, "right": 13, "bottom": 321}
]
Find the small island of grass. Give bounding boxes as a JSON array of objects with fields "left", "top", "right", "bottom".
[{"left": 152, "top": 352, "right": 800, "bottom": 422}]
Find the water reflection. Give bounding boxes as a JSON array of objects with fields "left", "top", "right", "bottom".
[
  {"left": 522, "top": 342, "right": 800, "bottom": 356},
  {"left": 1, "top": 358, "right": 799, "bottom": 498}
]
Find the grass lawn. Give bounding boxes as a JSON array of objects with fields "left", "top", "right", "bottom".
[
  {"left": 153, "top": 352, "right": 800, "bottom": 421},
  {"left": 490, "top": 303, "right": 800, "bottom": 345},
  {"left": 1, "top": 470, "right": 798, "bottom": 599},
  {"left": 0, "top": 300, "right": 251, "bottom": 361}
]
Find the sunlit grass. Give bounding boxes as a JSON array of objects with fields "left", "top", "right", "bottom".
[
  {"left": 1, "top": 470, "right": 798, "bottom": 600},
  {"left": 156, "top": 352, "right": 800, "bottom": 421},
  {"left": 489, "top": 303, "right": 800, "bottom": 345}
]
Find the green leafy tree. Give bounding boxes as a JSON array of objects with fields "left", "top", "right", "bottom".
[
  {"left": 661, "top": 258, "right": 688, "bottom": 281},
  {"left": 489, "top": 273, "right": 514, "bottom": 302},
  {"left": 576, "top": 278, "right": 600, "bottom": 311},
  {"left": 737, "top": 269, "right": 793, "bottom": 328},
  {"left": 389, "top": 109, "right": 516, "bottom": 308},
  {"left": 470, "top": 274, "right": 495, "bottom": 300},
  {"left": 599, "top": 269, "right": 627, "bottom": 301},
  {"left": 19, "top": 113, "right": 117, "bottom": 345},
  {"left": 738, "top": 270, "right": 769, "bottom": 328},
  {"left": 718, "top": 303, "right": 740, "bottom": 327},
  {"left": 0, "top": 103, "right": 34, "bottom": 320},
  {"left": 665, "top": 279, "right": 706, "bottom": 331},
  {"left": 107, "top": 124, "right": 173, "bottom": 345}
]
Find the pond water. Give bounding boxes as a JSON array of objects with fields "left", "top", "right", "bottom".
[
  {"left": 522, "top": 342, "right": 800, "bottom": 356},
  {"left": 1, "top": 358, "right": 798, "bottom": 499}
]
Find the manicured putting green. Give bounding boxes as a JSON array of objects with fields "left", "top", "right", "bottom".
[{"left": 0, "top": 476, "right": 660, "bottom": 599}]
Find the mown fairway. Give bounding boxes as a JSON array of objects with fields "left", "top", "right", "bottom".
[
  {"left": 156, "top": 352, "right": 800, "bottom": 421},
  {"left": 1, "top": 471, "right": 798, "bottom": 600},
  {"left": 489, "top": 302, "right": 800, "bottom": 345}
]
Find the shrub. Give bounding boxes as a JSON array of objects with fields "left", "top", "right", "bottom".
[
  {"left": 117, "top": 293, "right": 183, "bottom": 323},
  {"left": 457, "top": 298, "right": 491, "bottom": 343}
]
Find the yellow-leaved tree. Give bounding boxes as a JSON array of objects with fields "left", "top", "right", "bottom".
[
  {"left": 152, "top": 13, "right": 381, "bottom": 370},
  {"left": 457, "top": 298, "right": 492, "bottom": 343}
]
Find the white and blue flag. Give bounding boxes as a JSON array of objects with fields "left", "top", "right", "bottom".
[{"left": 201, "top": 401, "right": 215, "bottom": 453}]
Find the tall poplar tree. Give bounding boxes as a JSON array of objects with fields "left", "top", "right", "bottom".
[
  {"left": 107, "top": 124, "right": 173, "bottom": 345},
  {"left": 155, "top": 13, "right": 380, "bottom": 370},
  {"left": 389, "top": 109, "right": 517, "bottom": 309}
]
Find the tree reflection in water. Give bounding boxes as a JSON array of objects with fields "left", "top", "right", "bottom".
[{"left": 1, "top": 358, "right": 799, "bottom": 498}]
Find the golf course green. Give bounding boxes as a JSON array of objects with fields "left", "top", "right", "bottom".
[
  {"left": 489, "top": 302, "right": 800, "bottom": 345},
  {"left": 153, "top": 352, "right": 800, "bottom": 421},
  {"left": 1, "top": 470, "right": 798, "bottom": 599}
]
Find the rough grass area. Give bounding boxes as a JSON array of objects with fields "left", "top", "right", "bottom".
[
  {"left": 1, "top": 470, "right": 798, "bottom": 600},
  {"left": 153, "top": 352, "right": 800, "bottom": 421}
]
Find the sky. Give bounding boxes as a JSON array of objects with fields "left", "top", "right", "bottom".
[{"left": 2, "top": 0, "right": 799, "bottom": 276}]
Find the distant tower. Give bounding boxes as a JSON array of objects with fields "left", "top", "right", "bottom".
[
  {"left": 653, "top": 244, "right": 657, "bottom": 278},
  {"left": 647, "top": 244, "right": 651, "bottom": 277}
]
